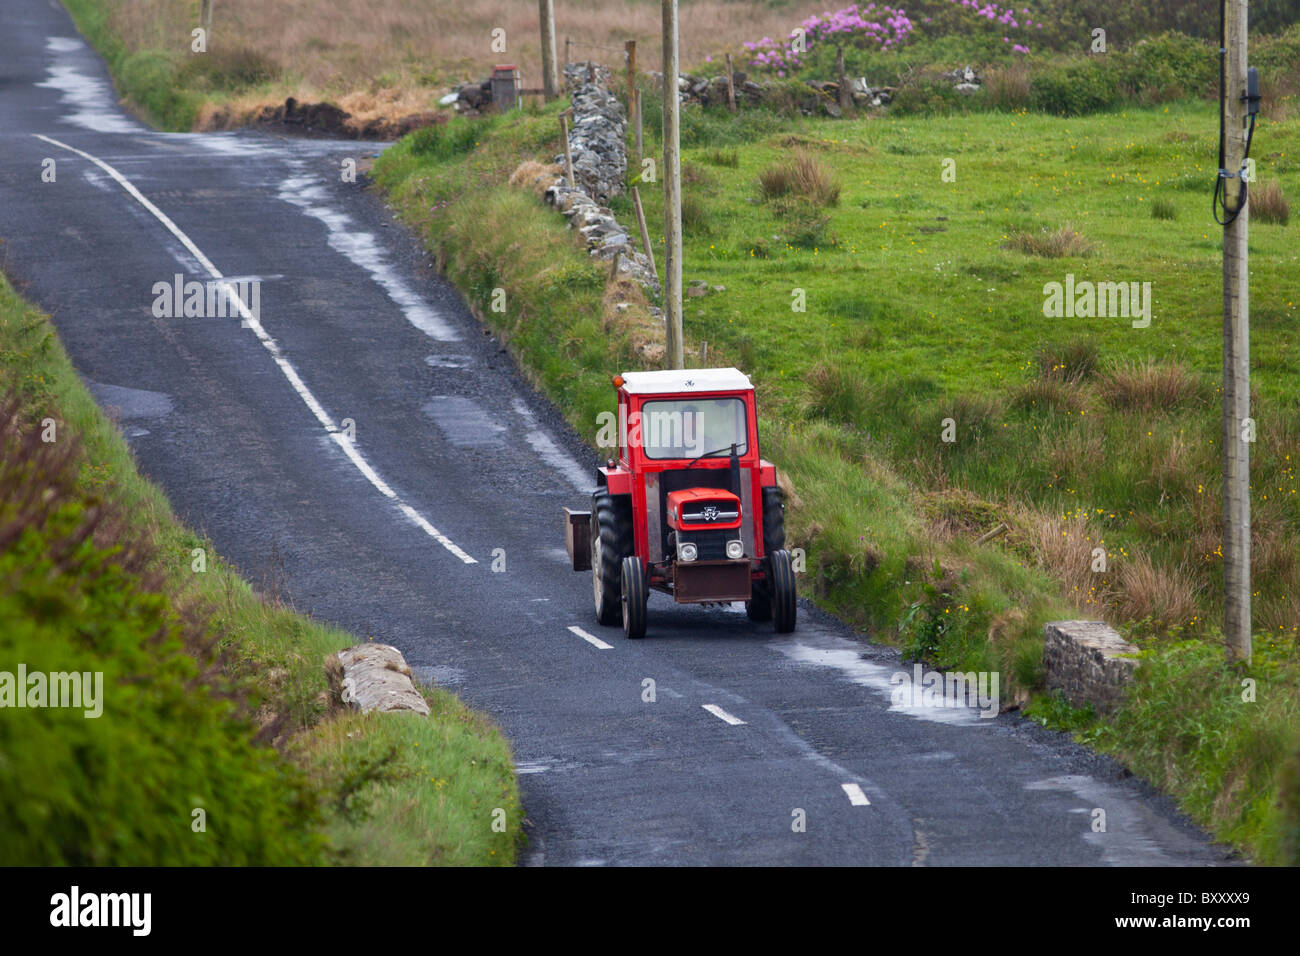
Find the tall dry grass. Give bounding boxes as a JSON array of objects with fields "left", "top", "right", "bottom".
[
  {"left": 757, "top": 149, "right": 842, "bottom": 206},
  {"left": 1250, "top": 180, "right": 1291, "bottom": 225},
  {"left": 1098, "top": 358, "right": 1208, "bottom": 412},
  {"left": 1005, "top": 225, "right": 1097, "bottom": 258},
  {"left": 106, "top": 0, "right": 803, "bottom": 125}
]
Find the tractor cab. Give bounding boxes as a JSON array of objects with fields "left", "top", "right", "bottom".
[{"left": 564, "top": 368, "right": 796, "bottom": 639}]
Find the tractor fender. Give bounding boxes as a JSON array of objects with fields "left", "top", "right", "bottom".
[{"left": 599, "top": 465, "right": 634, "bottom": 496}]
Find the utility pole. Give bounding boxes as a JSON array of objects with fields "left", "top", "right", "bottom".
[
  {"left": 625, "top": 40, "right": 637, "bottom": 108},
  {"left": 661, "top": 0, "right": 684, "bottom": 369},
  {"left": 539, "top": 0, "right": 560, "bottom": 101},
  {"left": 1221, "top": 0, "right": 1251, "bottom": 664}
]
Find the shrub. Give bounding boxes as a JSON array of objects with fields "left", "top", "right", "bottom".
[
  {"left": 757, "top": 149, "right": 840, "bottom": 206},
  {"left": 1151, "top": 197, "right": 1178, "bottom": 220},
  {"left": 681, "top": 163, "right": 716, "bottom": 187},
  {"left": 1098, "top": 359, "right": 1207, "bottom": 412},
  {"left": 1036, "top": 340, "right": 1100, "bottom": 382},
  {"left": 1005, "top": 225, "right": 1096, "bottom": 257},
  {"left": 681, "top": 192, "right": 713, "bottom": 233},
  {"left": 1251, "top": 180, "right": 1291, "bottom": 225},
  {"left": 805, "top": 362, "right": 871, "bottom": 427},
  {"left": 701, "top": 147, "right": 740, "bottom": 168},
  {"left": 1030, "top": 57, "right": 1123, "bottom": 115},
  {"left": 890, "top": 78, "right": 965, "bottom": 116},
  {"left": 178, "top": 47, "right": 281, "bottom": 91},
  {"left": 1119, "top": 31, "right": 1216, "bottom": 103},
  {"left": 772, "top": 198, "right": 835, "bottom": 248},
  {"left": 983, "top": 62, "right": 1033, "bottom": 111},
  {"left": 1013, "top": 377, "right": 1086, "bottom": 415}
]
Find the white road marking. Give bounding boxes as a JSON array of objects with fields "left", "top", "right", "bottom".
[
  {"left": 567, "top": 625, "right": 613, "bottom": 650},
  {"left": 34, "top": 134, "right": 477, "bottom": 565},
  {"left": 841, "top": 783, "right": 871, "bottom": 806},
  {"left": 702, "top": 704, "right": 746, "bottom": 726}
]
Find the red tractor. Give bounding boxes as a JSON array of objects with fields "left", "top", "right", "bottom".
[{"left": 565, "top": 368, "right": 796, "bottom": 639}]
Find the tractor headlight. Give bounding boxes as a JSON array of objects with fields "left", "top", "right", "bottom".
[
  {"left": 726, "top": 539, "right": 744, "bottom": 560},
  {"left": 678, "top": 542, "right": 699, "bottom": 562}
]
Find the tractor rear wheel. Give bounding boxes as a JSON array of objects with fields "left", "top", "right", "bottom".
[
  {"left": 592, "top": 489, "right": 632, "bottom": 626},
  {"left": 770, "top": 548, "right": 797, "bottom": 633},
  {"left": 621, "top": 555, "right": 647, "bottom": 639},
  {"left": 762, "top": 486, "right": 786, "bottom": 554}
]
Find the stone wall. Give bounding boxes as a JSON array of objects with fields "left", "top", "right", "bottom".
[
  {"left": 538, "top": 63, "right": 660, "bottom": 293},
  {"left": 557, "top": 63, "right": 627, "bottom": 203},
  {"left": 1043, "top": 620, "right": 1140, "bottom": 714}
]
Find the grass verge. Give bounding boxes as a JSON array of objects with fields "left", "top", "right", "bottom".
[{"left": 0, "top": 271, "right": 520, "bottom": 865}]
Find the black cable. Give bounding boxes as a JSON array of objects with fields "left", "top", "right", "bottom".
[{"left": 1213, "top": 2, "right": 1255, "bottom": 227}]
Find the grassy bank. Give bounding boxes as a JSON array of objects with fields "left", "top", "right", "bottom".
[
  {"left": 370, "top": 94, "right": 1300, "bottom": 863},
  {"left": 0, "top": 273, "right": 520, "bottom": 865}
]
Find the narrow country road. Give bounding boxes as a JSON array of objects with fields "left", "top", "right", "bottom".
[{"left": 0, "top": 0, "right": 1231, "bottom": 865}]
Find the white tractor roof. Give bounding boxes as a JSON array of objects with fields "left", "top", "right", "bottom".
[{"left": 620, "top": 367, "right": 753, "bottom": 395}]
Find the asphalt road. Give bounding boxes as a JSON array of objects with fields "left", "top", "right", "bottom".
[{"left": 0, "top": 0, "right": 1233, "bottom": 865}]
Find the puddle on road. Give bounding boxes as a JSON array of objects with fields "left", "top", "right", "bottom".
[
  {"left": 510, "top": 398, "right": 591, "bottom": 493},
  {"left": 1025, "top": 774, "right": 1177, "bottom": 865},
  {"left": 277, "top": 173, "right": 461, "bottom": 342},
  {"left": 87, "top": 382, "right": 174, "bottom": 420},
  {"left": 422, "top": 395, "right": 506, "bottom": 447},
  {"left": 39, "top": 37, "right": 139, "bottom": 135},
  {"left": 772, "top": 636, "right": 993, "bottom": 726},
  {"left": 425, "top": 354, "right": 472, "bottom": 369}
]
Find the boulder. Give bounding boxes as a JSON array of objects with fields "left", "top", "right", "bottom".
[{"left": 327, "top": 644, "right": 430, "bottom": 716}]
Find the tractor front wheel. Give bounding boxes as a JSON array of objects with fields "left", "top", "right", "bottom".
[
  {"left": 770, "top": 549, "right": 797, "bottom": 633},
  {"left": 621, "top": 556, "right": 647, "bottom": 639}
]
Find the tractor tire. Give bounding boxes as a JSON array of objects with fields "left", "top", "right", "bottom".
[
  {"left": 745, "top": 577, "right": 772, "bottom": 621},
  {"left": 762, "top": 485, "right": 786, "bottom": 555},
  {"left": 770, "top": 548, "right": 797, "bottom": 633},
  {"left": 621, "top": 555, "right": 648, "bottom": 639},
  {"left": 592, "top": 488, "right": 633, "bottom": 626}
]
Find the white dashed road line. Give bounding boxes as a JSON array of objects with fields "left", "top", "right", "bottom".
[
  {"left": 567, "top": 625, "right": 613, "bottom": 650},
  {"left": 841, "top": 783, "right": 871, "bottom": 806},
  {"left": 35, "top": 133, "right": 476, "bottom": 565},
  {"left": 702, "top": 704, "right": 746, "bottom": 726}
]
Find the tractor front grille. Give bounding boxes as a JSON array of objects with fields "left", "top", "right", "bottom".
[{"left": 678, "top": 529, "right": 731, "bottom": 561}]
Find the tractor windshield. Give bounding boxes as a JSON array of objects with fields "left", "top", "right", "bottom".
[{"left": 638, "top": 397, "right": 748, "bottom": 460}]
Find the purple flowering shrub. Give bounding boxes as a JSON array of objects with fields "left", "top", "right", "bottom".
[{"left": 744, "top": 1, "right": 1041, "bottom": 76}]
